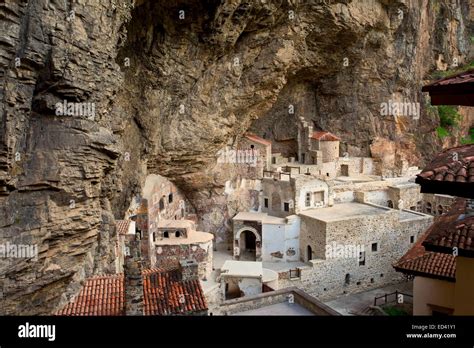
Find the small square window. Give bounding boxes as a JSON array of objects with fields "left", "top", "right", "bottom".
[
  {"left": 283, "top": 202, "right": 290, "bottom": 212},
  {"left": 371, "top": 243, "right": 378, "bottom": 252}
]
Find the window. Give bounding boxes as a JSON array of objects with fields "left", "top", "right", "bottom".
[
  {"left": 159, "top": 198, "right": 165, "bottom": 210},
  {"left": 163, "top": 231, "right": 169, "bottom": 238},
  {"left": 283, "top": 202, "right": 290, "bottom": 212},
  {"left": 416, "top": 201, "right": 422, "bottom": 212},
  {"left": 168, "top": 193, "right": 173, "bottom": 203},
  {"left": 387, "top": 200, "right": 393, "bottom": 208},
  {"left": 426, "top": 202, "right": 432, "bottom": 214},
  {"left": 410, "top": 235, "right": 415, "bottom": 243},
  {"left": 152, "top": 233, "right": 156, "bottom": 242},
  {"left": 264, "top": 198, "right": 269, "bottom": 208},
  {"left": 358, "top": 252, "right": 365, "bottom": 266},
  {"left": 371, "top": 243, "right": 378, "bottom": 252},
  {"left": 305, "top": 192, "right": 311, "bottom": 207},
  {"left": 175, "top": 231, "right": 181, "bottom": 238},
  {"left": 345, "top": 273, "right": 350, "bottom": 285},
  {"left": 437, "top": 205, "right": 443, "bottom": 215},
  {"left": 313, "top": 191, "right": 324, "bottom": 204},
  {"left": 326, "top": 173, "right": 329, "bottom": 177}
]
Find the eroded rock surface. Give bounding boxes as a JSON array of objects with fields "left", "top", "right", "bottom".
[{"left": 0, "top": 0, "right": 472, "bottom": 314}]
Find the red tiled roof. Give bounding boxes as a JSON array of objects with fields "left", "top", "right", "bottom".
[
  {"left": 143, "top": 268, "right": 207, "bottom": 315},
  {"left": 245, "top": 133, "right": 272, "bottom": 146},
  {"left": 394, "top": 230, "right": 455, "bottom": 281},
  {"left": 422, "top": 198, "right": 474, "bottom": 257},
  {"left": 311, "top": 131, "right": 340, "bottom": 141},
  {"left": 423, "top": 69, "right": 474, "bottom": 90},
  {"left": 56, "top": 268, "right": 207, "bottom": 316},
  {"left": 57, "top": 274, "right": 125, "bottom": 316},
  {"left": 116, "top": 220, "right": 130, "bottom": 235},
  {"left": 415, "top": 145, "right": 474, "bottom": 198},
  {"left": 422, "top": 69, "right": 474, "bottom": 106}
]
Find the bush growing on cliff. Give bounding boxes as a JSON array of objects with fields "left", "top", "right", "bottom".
[
  {"left": 437, "top": 105, "right": 461, "bottom": 127},
  {"left": 460, "top": 128, "right": 474, "bottom": 144}
]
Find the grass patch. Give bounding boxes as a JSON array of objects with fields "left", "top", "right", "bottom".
[
  {"left": 436, "top": 126, "right": 450, "bottom": 139},
  {"left": 429, "top": 60, "right": 474, "bottom": 80},
  {"left": 383, "top": 305, "right": 409, "bottom": 316},
  {"left": 461, "top": 128, "right": 474, "bottom": 145},
  {"left": 437, "top": 105, "right": 461, "bottom": 127}
]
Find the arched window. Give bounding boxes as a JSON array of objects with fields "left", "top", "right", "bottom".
[
  {"left": 168, "top": 193, "right": 173, "bottom": 203},
  {"left": 387, "top": 200, "right": 393, "bottom": 208},
  {"left": 175, "top": 231, "right": 181, "bottom": 238},
  {"left": 307, "top": 245, "right": 312, "bottom": 262},
  {"left": 159, "top": 198, "right": 165, "bottom": 210},
  {"left": 152, "top": 233, "right": 156, "bottom": 242},
  {"left": 163, "top": 231, "right": 169, "bottom": 238},
  {"left": 437, "top": 205, "right": 444, "bottom": 215},
  {"left": 345, "top": 273, "right": 350, "bottom": 285},
  {"left": 416, "top": 201, "right": 422, "bottom": 212},
  {"left": 425, "top": 202, "right": 432, "bottom": 214}
]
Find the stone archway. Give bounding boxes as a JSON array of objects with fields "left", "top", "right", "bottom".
[{"left": 235, "top": 227, "right": 262, "bottom": 261}]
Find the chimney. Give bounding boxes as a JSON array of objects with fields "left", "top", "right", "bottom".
[
  {"left": 124, "top": 237, "right": 144, "bottom": 315},
  {"left": 179, "top": 259, "right": 199, "bottom": 281}
]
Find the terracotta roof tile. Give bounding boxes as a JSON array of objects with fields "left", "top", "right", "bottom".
[
  {"left": 422, "top": 198, "right": 474, "bottom": 256},
  {"left": 311, "top": 131, "right": 340, "bottom": 141},
  {"left": 116, "top": 220, "right": 130, "bottom": 235},
  {"left": 245, "top": 133, "right": 272, "bottom": 146},
  {"left": 415, "top": 145, "right": 474, "bottom": 198},
  {"left": 56, "top": 268, "right": 207, "bottom": 316},
  {"left": 422, "top": 69, "right": 474, "bottom": 106},
  {"left": 394, "top": 229, "right": 456, "bottom": 281}
]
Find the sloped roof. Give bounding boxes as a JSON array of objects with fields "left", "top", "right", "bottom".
[
  {"left": 311, "top": 131, "right": 340, "bottom": 141},
  {"left": 394, "top": 230, "right": 456, "bottom": 282},
  {"left": 245, "top": 133, "right": 272, "bottom": 146},
  {"left": 56, "top": 268, "right": 207, "bottom": 316},
  {"left": 422, "top": 68, "right": 474, "bottom": 106},
  {"left": 116, "top": 220, "right": 131, "bottom": 235},
  {"left": 422, "top": 198, "right": 474, "bottom": 257},
  {"left": 415, "top": 144, "right": 474, "bottom": 198}
]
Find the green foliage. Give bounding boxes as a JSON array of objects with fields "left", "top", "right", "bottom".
[
  {"left": 460, "top": 128, "right": 474, "bottom": 145},
  {"left": 383, "top": 306, "right": 409, "bottom": 316},
  {"left": 437, "top": 105, "right": 461, "bottom": 127},
  {"left": 436, "top": 126, "right": 450, "bottom": 139},
  {"left": 430, "top": 60, "right": 474, "bottom": 80}
]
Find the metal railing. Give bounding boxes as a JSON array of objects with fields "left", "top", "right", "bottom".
[{"left": 373, "top": 290, "right": 413, "bottom": 306}]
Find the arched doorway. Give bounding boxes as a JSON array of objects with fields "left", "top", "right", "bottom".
[
  {"left": 240, "top": 230, "right": 257, "bottom": 261},
  {"left": 307, "top": 245, "right": 313, "bottom": 262}
]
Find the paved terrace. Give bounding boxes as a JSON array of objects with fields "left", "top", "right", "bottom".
[{"left": 299, "top": 202, "right": 389, "bottom": 222}]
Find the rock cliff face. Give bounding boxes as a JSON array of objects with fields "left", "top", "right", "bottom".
[{"left": 0, "top": 0, "right": 472, "bottom": 314}]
